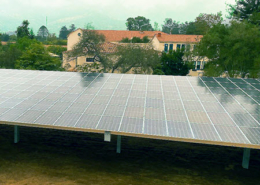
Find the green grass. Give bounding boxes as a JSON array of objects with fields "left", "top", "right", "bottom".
[{"left": 0, "top": 124, "right": 259, "bottom": 185}]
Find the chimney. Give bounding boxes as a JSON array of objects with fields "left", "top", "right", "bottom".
[{"left": 158, "top": 33, "right": 161, "bottom": 37}]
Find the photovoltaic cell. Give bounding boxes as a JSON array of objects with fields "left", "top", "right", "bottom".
[
  {"left": 119, "top": 117, "right": 143, "bottom": 133},
  {"left": 144, "top": 119, "right": 167, "bottom": 136},
  {"left": 190, "top": 123, "right": 221, "bottom": 141},
  {"left": 1, "top": 69, "right": 260, "bottom": 149},
  {"left": 214, "top": 125, "right": 249, "bottom": 144},
  {"left": 167, "top": 121, "right": 193, "bottom": 138}
]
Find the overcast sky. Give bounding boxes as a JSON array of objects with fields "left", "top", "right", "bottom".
[{"left": 0, "top": 0, "right": 236, "bottom": 34}]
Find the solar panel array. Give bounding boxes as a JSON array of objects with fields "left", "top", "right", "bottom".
[{"left": 0, "top": 69, "right": 260, "bottom": 148}]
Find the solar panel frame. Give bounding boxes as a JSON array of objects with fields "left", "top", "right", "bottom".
[{"left": 2, "top": 69, "right": 260, "bottom": 149}]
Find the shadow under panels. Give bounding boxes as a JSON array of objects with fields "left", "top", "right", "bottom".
[{"left": 1, "top": 69, "right": 260, "bottom": 149}]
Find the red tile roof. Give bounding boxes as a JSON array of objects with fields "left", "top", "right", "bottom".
[
  {"left": 156, "top": 34, "right": 203, "bottom": 43},
  {"left": 69, "top": 29, "right": 203, "bottom": 44},
  {"left": 95, "top": 30, "right": 203, "bottom": 43},
  {"left": 93, "top": 30, "right": 164, "bottom": 42}
]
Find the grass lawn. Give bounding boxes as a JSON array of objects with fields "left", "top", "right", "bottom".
[{"left": 0, "top": 124, "right": 259, "bottom": 185}]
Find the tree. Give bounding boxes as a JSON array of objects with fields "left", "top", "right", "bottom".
[
  {"left": 195, "top": 21, "right": 260, "bottom": 78},
  {"left": 15, "top": 42, "right": 62, "bottom": 71},
  {"left": 0, "top": 33, "right": 10, "bottom": 41},
  {"left": 47, "top": 45, "right": 67, "bottom": 60},
  {"left": 59, "top": 26, "right": 69, "bottom": 39},
  {"left": 120, "top": 36, "right": 150, "bottom": 43},
  {"left": 162, "top": 18, "right": 180, "bottom": 34},
  {"left": 0, "top": 37, "right": 38, "bottom": 69},
  {"left": 113, "top": 44, "right": 160, "bottom": 74},
  {"left": 67, "top": 29, "right": 109, "bottom": 72},
  {"left": 16, "top": 37, "right": 38, "bottom": 51},
  {"left": 0, "top": 44, "right": 22, "bottom": 69},
  {"left": 126, "top": 16, "right": 154, "bottom": 31},
  {"left": 194, "top": 12, "right": 223, "bottom": 35},
  {"left": 37, "top": 25, "right": 49, "bottom": 39},
  {"left": 84, "top": 22, "right": 95, "bottom": 30},
  {"left": 69, "top": 24, "right": 76, "bottom": 32},
  {"left": 184, "top": 22, "right": 200, "bottom": 35},
  {"left": 16, "top": 20, "right": 33, "bottom": 39},
  {"left": 154, "top": 22, "right": 160, "bottom": 31},
  {"left": 227, "top": 0, "right": 260, "bottom": 25},
  {"left": 179, "top": 21, "right": 203, "bottom": 35},
  {"left": 157, "top": 49, "right": 189, "bottom": 76}
]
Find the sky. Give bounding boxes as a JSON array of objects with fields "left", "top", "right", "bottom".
[{"left": 0, "top": 0, "right": 236, "bottom": 35}]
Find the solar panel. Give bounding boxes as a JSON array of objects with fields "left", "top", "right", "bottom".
[{"left": 1, "top": 69, "right": 260, "bottom": 149}]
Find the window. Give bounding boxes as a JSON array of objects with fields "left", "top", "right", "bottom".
[
  {"left": 169, "top": 44, "right": 173, "bottom": 51},
  {"left": 86, "top": 58, "right": 94, "bottom": 62},
  {"left": 78, "top": 33, "right": 81, "bottom": 36},
  {"left": 202, "top": 61, "right": 206, "bottom": 69},
  {"left": 164, "top": 44, "right": 168, "bottom": 52},
  {"left": 186, "top": 44, "right": 191, "bottom": 51},
  {"left": 197, "top": 61, "right": 201, "bottom": 70},
  {"left": 193, "top": 45, "right": 196, "bottom": 50},
  {"left": 192, "top": 61, "right": 197, "bottom": 71},
  {"left": 181, "top": 44, "right": 185, "bottom": 49},
  {"left": 176, "top": 44, "right": 181, "bottom": 49}
]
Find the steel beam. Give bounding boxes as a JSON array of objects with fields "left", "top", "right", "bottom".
[
  {"left": 14, "top": 125, "right": 20, "bottom": 144},
  {"left": 117, "top": 135, "right": 121, "bottom": 153},
  {"left": 242, "top": 148, "right": 251, "bottom": 169}
]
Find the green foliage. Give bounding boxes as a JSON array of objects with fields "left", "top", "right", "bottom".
[
  {"left": 162, "top": 19, "right": 180, "bottom": 34},
  {"left": 59, "top": 26, "right": 69, "bottom": 39},
  {"left": 126, "top": 16, "right": 154, "bottom": 31},
  {"left": 0, "top": 33, "right": 10, "bottom": 41},
  {"left": 196, "top": 21, "right": 260, "bottom": 78},
  {"left": 153, "top": 69, "right": 165, "bottom": 75},
  {"left": 69, "top": 24, "right": 76, "bottom": 32},
  {"left": 0, "top": 44, "right": 22, "bottom": 69},
  {"left": 154, "top": 22, "right": 160, "bottom": 31},
  {"left": 16, "top": 37, "right": 38, "bottom": 51},
  {"left": 16, "top": 42, "right": 62, "bottom": 71},
  {"left": 16, "top": 20, "right": 33, "bottom": 39},
  {"left": 0, "top": 37, "right": 38, "bottom": 69},
  {"left": 120, "top": 37, "right": 131, "bottom": 43},
  {"left": 75, "top": 62, "right": 102, "bottom": 73},
  {"left": 47, "top": 45, "right": 67, "bottom": 60},
  {"left": 158, "top": 49, "right": 189, "bottom": 76},
  {"left": 181, "top": 21, "right": 203, "bottom": 35},
  {"left": 37, "top": 25, "right": 49, "bottom": 40},
  {"left": 84, "top": 23, "right": 95, "bottom": 30},
  {"left": 113, "top": 44, "right": 160, "bottom": 74},
  {"left": 142, "top": 36, "right": 150, "bottom": 43},
  {"left": 120, "top": 36, "right": 150, "bottom": 43},
  {"left": 227, "top": 0, "right": 260, "bottom": 25},
  {"left": 194, "top": 12, "right": 223, "bottom": 35},
  {"left": 161, "top": 19, "right": 205, "bottom": 35},
  {"left": 67, "top": 29, "right": 109, "bottom": 72}
]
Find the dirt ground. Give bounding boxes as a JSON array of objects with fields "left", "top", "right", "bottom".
[{"left": 0, "top": 124, "right": 259, "bottom": 185}]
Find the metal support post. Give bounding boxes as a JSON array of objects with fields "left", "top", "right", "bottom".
[
  {"left": 242, "top": 148, "right": 251, "bottom": 169},
  {"left": 104, "top": 131, "right": 111, "bottom": 142},
  {"left": 14, "top": 125, "right": 20, "bottom": 144},
  {"left": 117, "top": 135, "right": 121, "bottom": 153}
]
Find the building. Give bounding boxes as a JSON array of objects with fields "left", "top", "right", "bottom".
[{"left": 64, "top": 29, "right": 205, "bottom": 75}]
